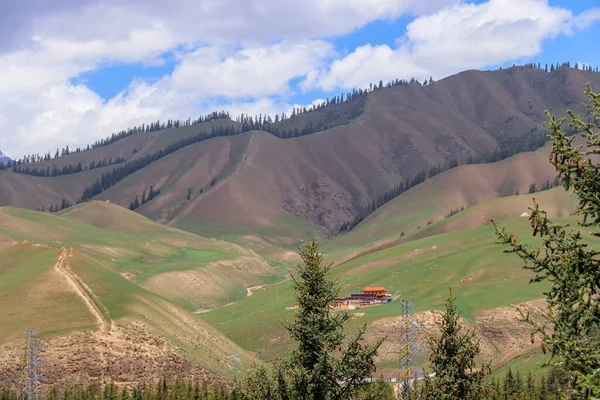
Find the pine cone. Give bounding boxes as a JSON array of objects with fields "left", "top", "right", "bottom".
[
  {"left": 530, "top": 332, "right": 535, "bottom": 344},
  {"left": 510, "top": 234, "right": 516, "bottom": 246},
  {"left": 549, "top": 151, "right": 554, "bottom": 163},
  {"left": 541, "top": 341, "right": 547, "bottom": 354},
  {"left": 578, "top": 159, "right": 583, "bottom": 172}
]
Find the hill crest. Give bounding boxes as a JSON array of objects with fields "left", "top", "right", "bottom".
[{"left": 1, "top": 65, "right": 599, "bottom": 243}]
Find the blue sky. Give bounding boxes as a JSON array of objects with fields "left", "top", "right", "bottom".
[
  {"left": 77, "top": 0, "right": 600, "bottom": 104},
  {"left": 0, "top": 0, "right": 599, "bottom": 156}
]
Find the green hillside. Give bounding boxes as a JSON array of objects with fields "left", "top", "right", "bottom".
[
  {"left": 0, "top": 203, "right": 281, "bottom": 382},
  {"left": 201, "top": 192, "right": 600, "bottom": 374}
]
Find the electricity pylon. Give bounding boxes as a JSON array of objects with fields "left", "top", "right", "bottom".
[
  {"left": 396, "top": 300, "right": 426, "bottom": 400},
  {"left": 20, "top": 330, "right": 45, "bottom": 400}
]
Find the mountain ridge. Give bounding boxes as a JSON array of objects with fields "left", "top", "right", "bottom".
[{"left": 1, "top": 65, "right": 599, "bottom": 244}]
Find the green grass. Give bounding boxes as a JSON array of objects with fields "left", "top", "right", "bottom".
[
  {"left": 0, "top": 245, "right": 97, "bottom": 342},
  {"left": 0, "top": 204, "right": 268, "bottom": 379},
  {"left": 0, "top": 204, "right": 285, "bottom": 311},
  {"left": 489, "top": 346, "right": 553, "bottom": 381},
  {"left": 2, "top": 168, "right": 598, "bottom": 378},
  {"left": 202, "top": 212, "right": 600, "bottom": 367}
]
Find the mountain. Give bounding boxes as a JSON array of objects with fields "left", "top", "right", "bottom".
[
  {"left": 0, "top": 150, "right": 10, "bottom": 165},
  {"left": 1, "top": 65, "right": 599, "bottom": 247}
]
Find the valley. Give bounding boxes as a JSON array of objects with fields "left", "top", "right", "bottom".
[{"left": 2, "top": 64, "right": 600, "bottom": 393}]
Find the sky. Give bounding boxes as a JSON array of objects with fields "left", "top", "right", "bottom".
[{"left": 0, "top": 0, "right": 599, "bottom": 157}]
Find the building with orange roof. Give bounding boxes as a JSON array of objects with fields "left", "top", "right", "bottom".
[
  {"left": 332, "top": 286, "right": 392, "bottom": 309},
  {"left": 362, "top": 287, "right": 389, "bottom": 297}
]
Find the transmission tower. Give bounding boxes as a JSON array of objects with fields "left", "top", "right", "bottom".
[
  {"left": 396, "top": 300, "right": 426, "bottom": 400},
  {"left": 20, "top": 330, "right": 45, "bottom": 400}
]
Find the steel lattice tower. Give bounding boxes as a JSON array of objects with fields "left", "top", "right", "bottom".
[
  {"left": 20, "top": 330, "right": 45, "bottom": 400},
  {"left": 397, "top": 300, "right": 426, "bottom": 400}
]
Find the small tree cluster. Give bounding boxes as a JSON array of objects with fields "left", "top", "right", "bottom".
[
  {"left": 445, "top": 207, "right": 465, "bottom": 219},
  {"left": 484, "top": 367, "right": 569, "bottom": 399},
  {"left": 40, "top": 197, "right": 72, "bottom": 213},
  {"left": 527, "top": 177, "right": 561, "bottom": 194},
  {"left": 1, "top": 379, "right": 236, "bottom": 400},
  {"left": 129, "top": 186, "right": 161, "bottom": 211}
]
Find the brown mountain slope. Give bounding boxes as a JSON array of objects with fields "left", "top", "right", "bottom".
[
  {"left": 1, "top": 66, "right": 599, "bottom": 242},
  {"left": 325, "top": 142, "right": 575, "bottom": 263}
]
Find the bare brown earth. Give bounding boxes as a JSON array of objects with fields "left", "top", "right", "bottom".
[
  {"left": 0, "top": 249, "right": 218, "bottom": 391},
  {"left": 0, "top": 324, "right": 217, "bottom": 393},
  {"left": 0, "top": 243, "right": 256, "bottom": 390},
  {"left": 0, "top": 67, "right": 598, "bottom": 242},
  {"left": 368, "top": 299, "right": 548, "bottom": 367}
]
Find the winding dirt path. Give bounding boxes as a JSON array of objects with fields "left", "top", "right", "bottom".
[
  {"left": 54, "top": 248, "right": 112, "bottom": 334},
  {"left": 246, "top": 276, "right": 291, "bottom": 297},
  {"left": 54, "top": 248, "right": 112, "bottom": 384}
]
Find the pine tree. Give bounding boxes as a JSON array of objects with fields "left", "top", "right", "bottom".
[
  {"left": 492, "top": 83, "right": 600, "bottom": 397},
  {"left": 525, "top": 372, "right": 536, "bottom": 399},
  {"left": 528, "top": 182, "right": 537, "bottom": 193},
  {"left": 502, "top": 368, "right": 519, "bottom": 399},
  {"left": 425, "top": 288, "right": 490, "bottom": 399},
  {"left": 242, "top": 240, "right": 388, "bottom": 399},
  {"left": 186, "top": 188, "right": 192, "bottom": 201}
]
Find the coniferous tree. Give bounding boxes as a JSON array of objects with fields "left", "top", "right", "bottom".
[
  {"left": 528, "top": 182, "right": 537, "bottom": 193},
  {"left": 525, "top": 372, "right": 536, "bottom": 399},
  {"left": 492, "top": 84, "right": 600, "bottom": 397},
  {"left": 242, "top": 240, "right": 388, "bottom": 399},
  {"left": 424, "top": 288, "right": 490, "bottom": 399}
]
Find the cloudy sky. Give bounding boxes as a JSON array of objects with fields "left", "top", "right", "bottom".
[{"left": 0, "top": 0, "right": 599, "bottom": 157}]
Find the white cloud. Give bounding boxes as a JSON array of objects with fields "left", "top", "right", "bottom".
[
  {"left": 0, "top": 40, "right": 333, "bottom": 156},
  {"left": 577, "top": 7, "right": 600, "bottom": 30},
  {"left": 0, "top": 0, "right": 598, "bottom": 157},
  {"left": 2, "top": 0, "right": 460, "bottom": 156},
  {"left": 168, "top": 41, "right": 335, "bottom": 99},
  {"left": 311, "top": 0, "right": 583, "bottom": 90}
]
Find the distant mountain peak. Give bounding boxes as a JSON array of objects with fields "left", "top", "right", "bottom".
[{"left": 0, "top": 150, "right": 11, "bottom": 164}]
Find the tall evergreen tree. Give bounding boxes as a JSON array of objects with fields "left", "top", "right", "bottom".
[
  {"left": 492, "top": 83, "right": 600, "bottom": 397},
  {"left": 424, "top": 288, "right": 490, "bottom": 399},
  {"left": 242, "top": 240, "right": 388, "bottom": 399}
]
